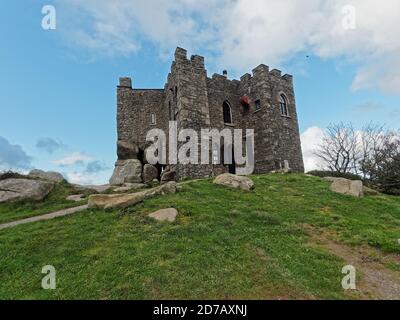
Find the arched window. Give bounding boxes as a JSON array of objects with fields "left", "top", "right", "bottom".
[
  {"left": 223, "top": 101, "right": 232, "bottom": 124},
  {"left": 279, "top": 94, "right": 288, "bottom": 116}
]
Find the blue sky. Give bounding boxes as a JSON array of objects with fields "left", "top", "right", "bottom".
[{"left": 0, "top": 0, "right": 399, "bottom": 184}]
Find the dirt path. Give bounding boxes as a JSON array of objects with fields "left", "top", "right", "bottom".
[
  {"left": 0, "top": 205, "right": 88, "bottom": 231},
  {"left": 304, "top": 224, "right": 400, "bottom": 300}
]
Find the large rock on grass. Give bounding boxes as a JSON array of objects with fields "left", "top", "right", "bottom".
[
  {"left": 363, "top": 186, "right": 380, "bottom": 196},
  {"left": 28, "top": 169, "right": 64, "bottom": 183},
  {"left": 213, "top": 173, "right": 254, "bottom": 191},
  {"left": 148, "top": 208, "right": 178, "bottom": 222},
  {"left": 88, "top": 182, "right": 177, "bottom": 209},
  {"left": 72, "top": 184, "right": 112, "bottom": 193},
  {"left": 66, "top": 194, "right": 86, "bottom": 202},
  {"left": 113, "top": 183, "right": 146, "bottom": 193},
  {"left": 325, "top": 177, "right": 364, "bottom": 198},
  {"left": 161, "top": 169, "right": 176, "bottom": 184},
  {"left": 0, "top": 178, "right": 54, "bottom": 203},
  {"left": 143, "top": 164, "right": 159, "bottom": 184},
  {"left": 110, "top": 159, "right": 143, "bottom": 185}
]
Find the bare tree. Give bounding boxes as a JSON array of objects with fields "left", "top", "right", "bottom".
[
  {"left": 314, "top": 121, "right": 400, "bottom": 194},
  {"left": 358, "top": 122, "right": 391, "bottom": 180},
  {"left": 315, "top": 123, "right": 360, "bottom": 174}
]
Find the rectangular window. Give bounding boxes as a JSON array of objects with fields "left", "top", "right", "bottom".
[
  {"left": 255, "top": 99, "right": 261, "bottom": 111},
  {"left": 212, "top": 149, "right": 219, "bottom": 165},
  {"left": 151, "top": 114, "right": 156, "bottom": 125}
]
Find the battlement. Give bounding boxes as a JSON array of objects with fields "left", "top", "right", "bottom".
[
  {"left": 252, "top": 64, "right": 269, "bottom": 76},
  {"left": 269, "top": 69, "right": 281, "bottom": 77},
  {"left": 190, "top": 55, "right": 205, "bottom": 69},
  {"left": 238, "top": 67, "right": 293, "bottom": 86},
  {"left": 240, "top": 73, "right": 252, "bottom": 82},
  {"left": 212, "top": 73, "right": 229, "bottom": 81},
  {"left": 172, "top": 47, "right": 292, "bottom": 88},
  {"left": 174, "top": 47, "right": 187, "bottom": 61},
  {"left": 174, "top": 47, "right": 206, "bottom": 71},
  {"left": 282, "top": 74, "right": 293, "bottom": 84},
  {"left": 119, "top": 77, "right": 132, "bottom": 88}
]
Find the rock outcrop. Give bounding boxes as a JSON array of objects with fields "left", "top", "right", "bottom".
[
  {"left": 363, "top": 186, "right": 380, "bottom": 196},
  {"left": 110, "top": 159, "right": 143, "bottom": 185},
  {"left": 161, "top": 168, "right": 176, "bottom": 184},
  {"left": 66, "top": 194, "right": 86, "bottom": 202},
  {"left": 213, "top": 173, "right": 254, "bottom": 191},
  {"left": 143, "top": 164, "right": 159, "bottom": 184},
  {"left": 72, "top": 184, "right": 112, "bottom": 193},
  {"left": 324, "top": 177, "right": 364, "bottom": 198},
  {"left": 88, "top": 182, "right": 177, "bottom": 209},
  {"left": 117, "top": 140, "right": 139, "bottom": 160},
  {"left": 113, "top": 183, "right": 146, "bottom": 193},
  {"left": 28, "top": 169, "right": 64, "bottom": 183},
  {"left": 0, "top": 178, "right": 54, "bottom": 203}
]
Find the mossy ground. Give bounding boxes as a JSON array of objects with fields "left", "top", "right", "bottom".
[
  {"left": 0, "top": 182, "right": 91, "bottom": 224},
  {"left": 0, "top": 174, "right": 399, "bottom": 299}
]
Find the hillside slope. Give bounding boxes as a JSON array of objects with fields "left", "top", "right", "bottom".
[{"left": 0, "top": 174, "right": 399, "bottom": 299}]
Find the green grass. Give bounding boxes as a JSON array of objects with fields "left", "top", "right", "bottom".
[
  {"left": 0, "top": 174, "right": 399, "bottom": 299},
  {"left": 0, "top": 182, "right": 91, "bottom": 224}
]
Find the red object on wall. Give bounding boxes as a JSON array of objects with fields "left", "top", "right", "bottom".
[{"left": 240, "top": 95, "right": 250, "bottom": 107}]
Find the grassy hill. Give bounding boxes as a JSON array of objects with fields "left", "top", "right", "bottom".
[{"left": 0, "top": 174, "right": 399, "bottom": 299}]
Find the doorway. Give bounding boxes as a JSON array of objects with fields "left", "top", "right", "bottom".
[{"left": 228, "top": 149, "right": 236, "bottom": 174}]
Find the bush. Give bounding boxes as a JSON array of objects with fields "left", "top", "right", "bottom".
[
  {"left": 368, "top": 156, "right": 400, "bottom": 196},
  {"left": 307, "top": 170, "right": 362, "bottom": 181},
  {"left": 0, "top": 170, "right": 27, "bottom": 181}
]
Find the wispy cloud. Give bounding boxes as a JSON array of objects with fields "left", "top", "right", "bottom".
[
  {"left": 65, "top": 172, "right": 97, "bottom": 185},
  {"left": 36, "top": 137, "right": 67, "bottom": 154},
  {"left": 52, "top": 152, "right": 93, "bottom": 167},
  {"left": 84, "top": 160, "right": 110, "bottom": 173},
  {"left": 0, "top": 136, "right": 33, "bottom": 170},
  {"left": 351, "top": 102, "right": 385, "bottom": 113}
]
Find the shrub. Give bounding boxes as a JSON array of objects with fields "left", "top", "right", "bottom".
[
  {"left": 307, "top": 170, "right": 362, "bottom": 181},
  {"left": 367, "top": 155, "right": 400, "bottom": 196}
]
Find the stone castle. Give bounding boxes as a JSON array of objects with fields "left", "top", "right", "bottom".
[{"left": 110, "top": 47, "right": 304, "bottom": 185}]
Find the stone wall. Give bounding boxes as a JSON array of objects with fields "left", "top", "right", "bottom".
[{"left": 114, "top": 47, "right": 304, "bottom": 182}]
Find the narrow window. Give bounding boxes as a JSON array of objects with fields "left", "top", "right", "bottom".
[
  {"left": 279, "top": 94, "right": 288, "bottom": 116},
  {"left": 223, "top": 101, "right": 232, "bottom": 124},
  {"left": 212, "top": 146, "right": 219, "bottom": 164},
  {"left": 151, "top": 113, "right": 156, "bottom": 125},
  {"left": 255, "top": 99, "right": 261, "bottom": 111}
]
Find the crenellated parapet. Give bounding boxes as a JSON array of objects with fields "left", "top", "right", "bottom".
[{"left": 119, "top": 77, "right": 132, "bottom": 88}]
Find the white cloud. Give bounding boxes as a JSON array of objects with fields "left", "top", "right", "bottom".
[
  {"left": 58, "top": 0, "right": 222, "bottom": 58},
  {"left": 0, "top": 136, "right": 32, "bottom": 170},
  {"left": 52, "top": 152, "right": 93, "bottom": 167},
  {"left": 58, "top": 0, "right": 400, "bottom": 94},
  {"left": 300, "top": 126, "right": 325, "bottom": 172},
  {"left": 351, "top": 102, "right": 385, "bottom": 113},
  {"left": 65, "top": 169, "right": 112, "bottom": 185},
  {"left": 66, "top": 172, "right": 97, "bottom": 185}
]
